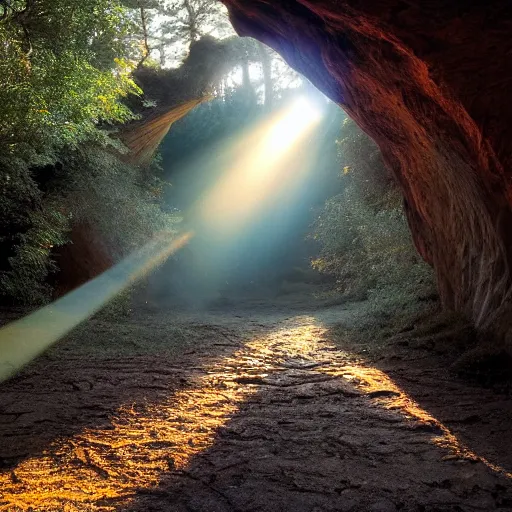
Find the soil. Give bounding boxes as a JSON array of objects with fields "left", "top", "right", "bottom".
[{"left": 0, "top": 290, "right": 512, "bottom": 511}]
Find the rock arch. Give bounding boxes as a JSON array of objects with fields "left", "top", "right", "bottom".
[{"left": 221, "top": 0, "right": 512, "bottom": 339}]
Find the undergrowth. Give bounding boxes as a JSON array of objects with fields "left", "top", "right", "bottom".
[{"left": 309, "top": 117, "right": 435, "bottom": 318}]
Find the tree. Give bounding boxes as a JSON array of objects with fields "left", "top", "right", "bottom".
[
  {"left": 0, "top": 0, "right": 139, "bottom": 152},
  {"left": 0, "top": 0, "right": 145, "bottom": 303},
  {"left": 131, "top": 0, "right": 233, "bottom": 66},
  {"left": 258, "top": 42, "right": 273, "bottom": 110}
]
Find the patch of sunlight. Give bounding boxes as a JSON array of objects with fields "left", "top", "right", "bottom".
[
  {"left": 1, "top": 316, "right": 509, "bottom": 511},
  {"left": 0, "top": 344, "right": 258, "bottom": 511},
  {"left": 0, "top": 321, "right": 321, "bottom": 511},
  {"left": 238, "top": 316, "right": 512, "bottom": 481},
  {"left": 320, "top": 345, "right": 512, "bottom": 480}
]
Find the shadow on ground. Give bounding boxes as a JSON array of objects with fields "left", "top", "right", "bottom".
[
  {"left": 121, "top": 314, "right": 512, "bottom": 512},
  {"left": 0, "top": 312, "right": 252, "bottom": 473},
  {"left": 0, "top": 300, "right": 512, "bottom": 512}
]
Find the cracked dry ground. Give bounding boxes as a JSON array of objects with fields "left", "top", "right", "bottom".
[{"left": 0, "top": 304, "right": 512, "bottom": 511}]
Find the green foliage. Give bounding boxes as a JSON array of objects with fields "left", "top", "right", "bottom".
[
  {"left": 0, "top": 146, "right": 179, "bottom": 304},
  {"left": 145, "top": 0, "right": 233, "bottom": 65},
  {"left": 0, "top": 152, "right": 71, "bottom": 304},
  {"left": 0, "top": 0, "right": 140, "bottom": 152},
  {"left": 0, "top": 201, "right": 69, "bottom": 304},
  {"left": 310, "top": 118, "right": 434, "bottom": 305},
  {"left": 0, "top": 0, "right": 178, "bottom": 305},
  {"left": 62, "top": 148, "right": 180, "bottom": 259}
]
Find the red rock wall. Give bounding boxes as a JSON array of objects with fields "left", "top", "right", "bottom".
[
  {"left": 53, "top": 223, "right": 113, "bottom": 298},
  {"left": 222, "top": 0, "right": 512, "bottom": 335}
]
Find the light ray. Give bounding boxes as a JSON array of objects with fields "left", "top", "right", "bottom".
[
  {"left": 0, "top": 95, "right": 323, "bottom": 383},
  {"left": 195, "top": 96, "right": 322, "bottom": 235},
  {"left": 0, "top": 231, "right": 193, "bottom": 384}
]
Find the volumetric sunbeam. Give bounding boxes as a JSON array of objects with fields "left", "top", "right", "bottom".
[
  {"left": 0, "top": 96, "right": 322, "bottom": 383},
  {"left": 0, "top": 232, "right": 193, "bottom": 383}
]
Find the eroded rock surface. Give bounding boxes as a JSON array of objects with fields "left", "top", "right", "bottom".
[{"left": 222, "top": 0, "right": 512, "bottom": 336}]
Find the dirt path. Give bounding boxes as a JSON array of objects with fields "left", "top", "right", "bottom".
[{"left": 0, "top": 303, "right": 511, "bottom": 511}]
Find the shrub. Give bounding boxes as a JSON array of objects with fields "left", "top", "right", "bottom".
[
  {"left": 61, "top": 147, "right": 179, "bottom": 261},
  {"left": 310, "top": 118, "right": 434, "bottom": 308}
]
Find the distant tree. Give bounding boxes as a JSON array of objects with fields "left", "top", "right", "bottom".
[
  {"left": 135, "top": 0, "right": 233, "bottom": 66},
  {"left": 258, "top": 42, "right": 274, "bottom": 110}
]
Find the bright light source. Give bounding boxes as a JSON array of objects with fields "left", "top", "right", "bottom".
[
  {"left": 197, "top": 96, "right": 323, "bottom": 234},
  {"left": 264, "top": 97, "right": 322, "bottom": 155}
]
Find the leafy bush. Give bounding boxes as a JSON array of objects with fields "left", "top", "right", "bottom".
[
  {"left": 0, "top": 145, "right": 180, "bottom": 304},
  {"left": 61, "top": 148, "right": 179, "bottom": 259},
  {"left": 310, "top": 118, "right": 434, "bottom": 306},
  {"left": 0, "top": 206, "right": 69, "bottom": 304},
  {"left": 0, "top": 0, "right": 163, "bottom": 304},
  {"left": 0, "top": 150, "right": 69, "bottom": 303}
]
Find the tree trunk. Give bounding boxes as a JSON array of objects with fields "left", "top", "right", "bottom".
[
  {"left": 183, "top": 0, "right": 198, "bottom": 44},
  {"left": 240, "top": 56, "right": 257, "bottom": 104},
  {"left": 222, "top": 0, "right": 512, "bottom": 340},
  {"left": 158, "top": 42, "right": 166, "bottom": 67},
  {"left": 137, "top": 1, "right": 151, "bottom": 68},
  {"left": 257, "top": 41, "right": 273, "bottom": 111}
]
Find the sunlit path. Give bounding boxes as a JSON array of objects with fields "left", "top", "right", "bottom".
[
  {"left": 1, "top": 310, "right": 511, "bottom": 511},
  {"left": 0, "top": 324, "right": 256, "bottom": 510}
]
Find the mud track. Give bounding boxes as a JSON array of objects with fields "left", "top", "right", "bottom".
[{"left": 0, "top": 302, "right": 511, "bottom": 511}]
